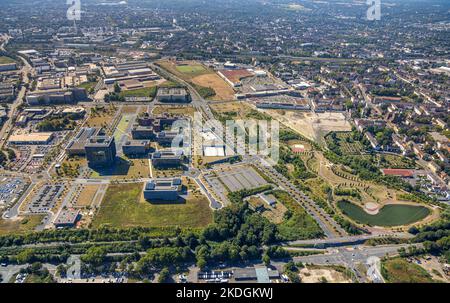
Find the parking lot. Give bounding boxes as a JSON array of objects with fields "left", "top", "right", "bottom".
[
  {"left": 0, "top": 177, "right": 28, "bottom": 210},
  {"left": 26, "top": 183, "right": 65, "bottom": 213},
  {"left": 203, "top": 165, "right": 268, "bottom": 205},
  {"left": 214, "top": 165, "right": 267, "bottom": 192}
]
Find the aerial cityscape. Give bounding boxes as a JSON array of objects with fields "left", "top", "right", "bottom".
[{"left": 0, "top": 0, "right": 449, "bottom": 289}]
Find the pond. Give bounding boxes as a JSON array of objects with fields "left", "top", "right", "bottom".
[{"left": 337, "top": 201, "right": 430, "bottom": 227}]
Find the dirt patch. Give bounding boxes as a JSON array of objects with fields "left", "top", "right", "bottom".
[
  {"left": 299, "top": 267, "right": 352, "bottom": 283},
  {"left": 261, "top": 110, "right": 351, "bottom": 143},
  {"left": 74, "top": 185, "right": 100, "bottom": 208},
  {"left": 191, "top": 74, "right": 235, "bottom": 101}
]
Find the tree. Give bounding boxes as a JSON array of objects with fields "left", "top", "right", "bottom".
[
  {"left": 80, "top": 247, "right": 107, "bottom": 266},
  {"left": 262, "top": 253, "right": 271, "bottom": 266},
  {"left": 56, "top": 264, "right": 67, "bottom": 277},
  {"left": 16, "top": 249, "right": 35, "bottom": 264},
  {"left": 114, "top": 82, "right": 121, "bottom": 93},
  {"left": 197, "top": 257, "right": 207, "bottom": 271},
  {"left": 158, "top": 267, "right": 171, "bottom": 283}
]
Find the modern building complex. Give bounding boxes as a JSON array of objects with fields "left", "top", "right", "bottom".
[
  {"left": 53, "top": 209, "right": 81, "bottom": 228},
  {"left": 131, "top": 113, "right": 185, "bottom": 146},
  {"left": 103, "top": 61, "right": 160, "bottom": 85},
  {"left": 143, "top": 178, "right": 183, "bottom": 201},
  {"left": 150, "top": 150, "right": 183, "bottom": 167},
  {"left": 156, "top": 87, "right": 190, "bottom": 103},
  {"left": 66, "top": 127, "right": 103, "bottom": 156},
  {"left": 84, "top": 135, "right": 117, "bottom": 167},
  {"left": 26, "top": 87, "right": 88, "bottom": 105},
  {"left": 122, "top": 140, "right": 151, "bottom": 157}
]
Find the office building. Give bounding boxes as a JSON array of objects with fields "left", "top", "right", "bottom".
[{"left": 85, "top": 136, "right": 116, "bottom": 167}]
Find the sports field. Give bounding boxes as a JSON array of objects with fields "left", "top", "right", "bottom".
[
  {"left": 176, "top": 64, "right": 206, "bottom": 74},
  {"left": 337, "top": 201, "right": 430, "bottom": 227}
]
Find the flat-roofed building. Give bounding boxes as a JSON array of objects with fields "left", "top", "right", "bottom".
[
  {"left": 150, "top": 150, "right": 183, "bottom": 167},
  {"left": 122, "top": 140, "right": 150, "bottom": 157},
  {"left": 53, "top": 209, "right": 80, "bottom": 228},
  {"left": 8, "top": 132, "right": 53, "bottom": 145},
  {"left": 131, "top": 125, "right": 156, "bottom": 140},
  {"left": 26, "top": 87, "right": 87, "bottom": 105},
  {"left": 0, "top": 63, "right": 17, "bottom": 72},
  {"left": 66, "top": 127, "right": 102, "bottom": 156},
  {"left": 156, "top": 87, "right": 190, "bottom": 103},
  {"left": 143, "top": 178, "right": 183, "bottom": 201},
  {"left": 156, "top": 131, "right": 180, "bottom": 146},
  {"left": 85, "top": 136, "right": 116, "bottom": 167}
]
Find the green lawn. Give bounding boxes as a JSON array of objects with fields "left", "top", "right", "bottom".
[
  {"left": 338, "top": 201, "right": 430, "bottom": 227},
  {"left": 272, "top": 190, "right": 324, "bottom": 240},
  {"left": 119, "top": 86, "right": 157, "bottom": 98},
  {"left": 91, "top": 183, "right": 213, "bottom": 229},
  {"left": 113, "top": 115, "right": 131, "bottom": 142},
  {"left": 176, "top": 64, "right": 206, "bottom": 75},
  {"left": 77, "top": 81, "right": 97, "bottom": 92},
  {"left": 0, "top": 56, "right": 15, "bottom": 64},
  {"left": 0, "top": 215, "right": 44, "bottom": 235},
  {"left": 381, "top": 258, "right": 434, "bottom": 283}
]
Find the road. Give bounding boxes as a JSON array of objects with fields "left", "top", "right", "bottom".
[
  {"left": 272, "top": 243, "right": 418, "bottom": 282},
  {"left": 284, "top": 232, "right": 413, "bottom": 248},
  {"left": 0, "top": 36, "right": 32, "bottom": 150},
  {"left": 152, "top": 62, "right": 346, "bottom": 238}
]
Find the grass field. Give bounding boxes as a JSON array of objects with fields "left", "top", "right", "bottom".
[
  {"left": 272, "top": 191, "right": 324, "bottom": 240},
  {"left": 0, "top": 215, "right": 44, "bottom": 235},
  {"left": 248, "top": 196, "right": 287, "bottom": 224},
  {"left": 0, "top": 56, "right": 15, "bottom": 64},
  {"left": 74, "top": 185, "right": 100, "bottom": 208},
  {"left": 113, "top": 114, "right": 132, "bottom": 142},
  {"left": 158, "top": 60, "right": 234, "bottom": 100},
  {"left": 151, "top": 105, "right": 197, "bottom": 117},
  {"left": 381, "top": 258, "right": 434, "bottom": 283},
  {"left": 90, "top": 157, "right": 151, "bottom": 179},
  {"left": 119, "top": 87, "right": 157, "bottom": 98},
  {"left": 176, "top": 65, "right": 207, "bottom": 74},
  {"left": 337, "top": 201, "right": 430, "bottom": 227},
  {"left": 91, "top": 182, "right": 212, "bottom": 229},
  {"left": 77, "top": 81, "right": 97, "bottom": 93},
  {"left": 86, "top": 106, "right": 118, "bottom": 129}
]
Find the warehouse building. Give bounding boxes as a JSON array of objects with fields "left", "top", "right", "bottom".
[
  {"left": 143, "top": 178, "right": 183, "bottom": 201},
  {"left": 8, "top": 132, "right": 54, "bottom": 145},
  {"left": 0, "top": 63, "right": 17, "bottom": 72}
]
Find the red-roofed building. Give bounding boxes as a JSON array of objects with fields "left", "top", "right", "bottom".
[
  {"left": 291, "top": 144, "right": 305, "bottom": 154},
  {"left": 381, "top": 168, "right": 415, "bottom": 178}
]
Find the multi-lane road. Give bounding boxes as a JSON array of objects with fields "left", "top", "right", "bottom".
[
  {"left": 0, "top": 35, "right": 32, "bottom": 150},
  {"left": 152, "top": 62, "right": 347, "bottom": 238}
]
